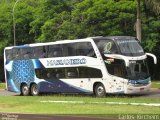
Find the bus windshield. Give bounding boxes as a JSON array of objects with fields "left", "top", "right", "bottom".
[
  {"left": 127, "top": 60, "right": 149, "bottom": 80},
  {"left": 115, "top": 39, "right": 144, "bottom": 56},
  {"left": 94, "top": 39, "right": 119, "bottom": 54}
]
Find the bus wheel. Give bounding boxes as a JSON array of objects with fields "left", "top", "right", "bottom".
[
  {"left": 21, "top": 84, "right": 30, "bottom": 96},
  {"left": 94, "top": 83, "right": 106, "bottom": 97},
  {"left": 30, "top": 84, "right": 39, "bottom": 96}
]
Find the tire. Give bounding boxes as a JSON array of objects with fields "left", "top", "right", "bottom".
[
  {"left": 30, "top": 84, "right": 39, "bottom": 96},
  {"left": 94, "top": 83, "right": 106, "bottom": 97},
  {"left": 21, "top": 84, "right": 30, "bottom": 96}
]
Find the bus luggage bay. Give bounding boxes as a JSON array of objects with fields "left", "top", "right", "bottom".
[{"left": 4, "top": 36, "right": 157, "bottom": 96}]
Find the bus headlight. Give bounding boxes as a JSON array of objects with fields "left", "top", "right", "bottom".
[{"left": 128, "top": 80, "right": 137, "bottom": 85}]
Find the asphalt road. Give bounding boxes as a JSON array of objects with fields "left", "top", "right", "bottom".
[
  {"left": 0, "top": 90, "right": 19, "bottom": 96},
  {"left": 0, "top": 89, "right": 159, "bottom": 98},
  {"left": 0, "top": 113, "right": 115, "bottom": 120},
  {"left": 138, "top": 88, "right": 160, "bottom": 98}
]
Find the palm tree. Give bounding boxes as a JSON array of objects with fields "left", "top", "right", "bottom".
[{"left": 136, "top": 0, "right": 160, "bottom": 42}]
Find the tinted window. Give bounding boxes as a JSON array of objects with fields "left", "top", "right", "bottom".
[
  {"left": 5, "top": 49, "right": 13, "bottom": 61},
  {"left": 66, "top": 43, "right": 76, "bottom": 56},
  {"left": 76, "top": 42, "right": 95, "bottom": 57},
  {"left": 104, "top": 58, "right": 127, "bottom": 78},
  {"left": 35, "top": 68, "right": 65, "bottom": 79},
  {"left": 35, "top": 67, "right": 102, "bottom": 80},
  {"left": 95, "top": 39, "right": 118, "bottom": 54},
  {"left": 65, "top": 68, "right": 78, "bottom": 78},
  {"left": 12, "top": 48, "right": 21, "bottom": 60},
  {"left": 116, "top": 39, "right": 144, "bottom": 56},
  {"left": 48, "top": 45, "right": 63, "bottom": 57},
  {"left": 63, "top": 42, "right": 95, "bottom": 57},
  {"left": 20, "top": 47, "right": 34, "bottom": 59},
  {"left": 79, "top": 67, "right": 102, "bottom": 78}
]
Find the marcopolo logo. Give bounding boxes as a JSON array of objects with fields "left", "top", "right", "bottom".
[{"left": 47, "top": 58, "right": 87, "bottom": 66}]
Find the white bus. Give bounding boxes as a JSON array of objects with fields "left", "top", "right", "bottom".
[{"left": 4, "top": 36, "right": 157, "bottom": 96}]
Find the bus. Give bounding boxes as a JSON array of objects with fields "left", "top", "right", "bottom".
[{"left": 4, "top": 36, "right": 157, "bottom": 97}]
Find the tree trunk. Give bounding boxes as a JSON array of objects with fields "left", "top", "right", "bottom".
[{"left": 136, "top": 0, "right": 141, "bottom": 42}]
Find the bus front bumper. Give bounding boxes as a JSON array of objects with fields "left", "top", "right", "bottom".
[{"left": 125, "top": 83, "right": 151, "bottom": 94}]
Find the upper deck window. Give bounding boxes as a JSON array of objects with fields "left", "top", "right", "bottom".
[
  {"left": 94, "top": 39, "right": 119, "bottom": 54},
  {"left": 94, "top": 38, "right": 144, "bottom": 57},
  {"left": 115, "top": 39, "right": 144, "bottom": 56}
]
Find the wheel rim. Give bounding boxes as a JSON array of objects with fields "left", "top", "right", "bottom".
[
  {"left": 32, "top": 84, "right": 38, "bottom": 95},
  {"left": 22, "top": 85, "right": 29, "bottom": 95},
  {"left": 97, "top": 86, "right": 104, "bottom": 95}
]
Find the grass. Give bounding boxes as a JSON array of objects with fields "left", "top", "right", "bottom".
[
  {"left": 0, "top": 95, "right": 159, "bottom": 116},
  {"left": 0, "top": 82, "right": 160, "bottom": 118},
  {"left": 151, "top": 81, "right": 160, "bottom": 88},
  {"left": 0, "top": 82, "right": 6, "bottom": 90}
]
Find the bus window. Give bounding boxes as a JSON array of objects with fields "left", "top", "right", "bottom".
[
  {"left": 96, "top": 40, "right": 118, "bottom": 54},
  {"left": 66, "top": 43, "right": 76, "bottom": 56},
  {"left": 76, "top": 42, "right": 96, "bottom": 57},
  {"left": 79, "top": 67, "right": 102, "bottom": 78},
  {"left": 33, "top": 46, "right": 47, "bottom": 59},
  {"left": 6, "top": 49, "right": 13, "bottom": 61},
  {"left": 116, "top": 39, "right": 144, "bottom": 56},
  {"left": 20, "top": 47, "right": 34, "bottom": 59},
  {"left": 65, "top": 68, "right": 78, "bottom": 78},
  {"left": 35, "top": 68, "right": 65, "bottom": 79},
  {"left": 105, "top": 58, "right": 126, "bottom": 78},
  {"left": 48, "top": 45, "right": 63, "bottom": 57},
  {"left": 13, "top": 48, "right": 21, "bottom": 60}
]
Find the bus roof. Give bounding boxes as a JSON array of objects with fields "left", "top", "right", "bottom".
[
  {"left": 4, "top": 36, "right": 136, "bottom": 50},
  {"left": 93, "top": 36, "right": 136, "bottom": 41}
]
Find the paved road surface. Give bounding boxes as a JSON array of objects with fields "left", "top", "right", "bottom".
[
  {"left": 0, "top": 113, "right": 116, "bottom": 120},
  {"left": 0, "top": 89, "right": 159, "bottom": 97},
  {"left": 0, "top": 90, "right": 19, "bottom": 96},
  {"left": 138, "top": 88, "right": 160, "bottom": 98}
]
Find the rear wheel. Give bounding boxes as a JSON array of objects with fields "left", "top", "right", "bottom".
[
  {"left": 21, "top": 84, "right": 30, "bottom": 96},
  {"left": 30, "top": 84, "right": 39, "bottom": 96},
  {"left": 94, "top": 83, "right": 106, "bottom": 97}
]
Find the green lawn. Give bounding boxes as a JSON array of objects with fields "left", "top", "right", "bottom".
[
  {"left": 0, "top": 96, "right": 159, "bottom": 116},
  {"left": 0, "top": 82, "right": 160, "bottom": 118},
  {"left": 0, "top": 82, "right": 6, "bottom": 90},
  {"left": 151, "top": 81, "right": 160, "bottom": 88}
]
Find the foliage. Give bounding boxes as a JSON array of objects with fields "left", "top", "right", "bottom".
[
  {"left": 0, "top": 0, "right": 160, "bottom": 78},
  {"left": 145, "top": 0, "right": 160, "bottom": 15}
]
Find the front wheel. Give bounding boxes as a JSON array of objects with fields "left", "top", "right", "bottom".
[
  {"left": 21, "top": 84, "right": 30, "bottom": 96},
  {"left": 94, "top": 83, "right": 106, "bottom": 97},
  {"left": 30, "top": 84, "right": 39, "bottom": 96}
]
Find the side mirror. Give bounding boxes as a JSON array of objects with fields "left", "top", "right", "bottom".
[{"left": 146, "top": 53, "right": 157, "bottom": 64}]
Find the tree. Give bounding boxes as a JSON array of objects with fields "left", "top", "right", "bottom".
[
  {"left": 136, "top": 0, "right": 160, "bottom": 42},
  {"left": 145, "top": 0, "right": 160, "bottom": 15}
]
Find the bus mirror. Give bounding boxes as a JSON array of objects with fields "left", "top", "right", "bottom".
[{"left": 146, "top": 53, "right": 157, "bottom": 64}]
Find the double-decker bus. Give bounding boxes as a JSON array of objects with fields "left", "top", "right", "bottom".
[{"left": 4, "top": 36, "right": 157, "bottom": 96}]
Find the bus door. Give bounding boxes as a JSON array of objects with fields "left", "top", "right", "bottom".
[{"left": 105, "top": 58, "right": 126, "bottom": 93}]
